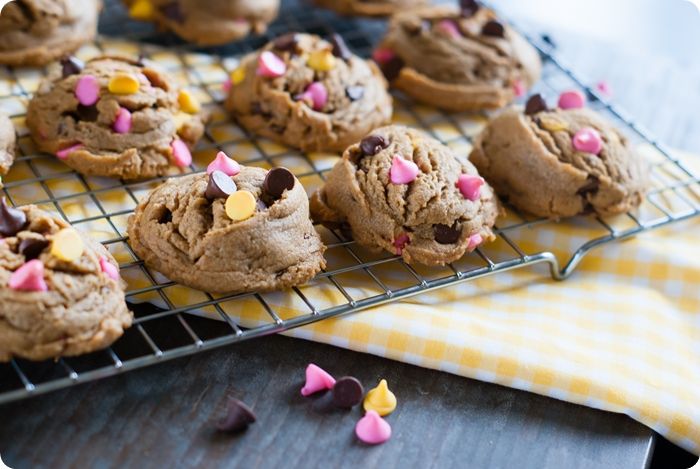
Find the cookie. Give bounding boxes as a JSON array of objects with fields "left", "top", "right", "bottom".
[
  {"left": 0, "top": 0, "right": 101, "bottom": 66},
  {"left": 225, "top": 33, "right": 393, "bottom": 153},
  {"left": 0, "top": 202, "right": 132, "bottom": 362},
  {"left": 123, "top": 0, "right": 279, "bottom": 45},
  {"left": 0, "top": 113, "right": 15, "bottom": 175},
  {"left": 469, "top": 93, "right": 648, "bottom": 218},
  {"left": 313, "top": 0, "right": 428, "bottom": 17},
  {"left": 310, "top": 125, "right": 500, "bottom": 266},
  {"left": 26, "top": 56, "right": 207, "bottom": 180},
  {"left": 373, "top": 3, "right": 541, "bottom": 111},
  {"left": 127, "top": 156, "right": 326, "bottom": 293}
]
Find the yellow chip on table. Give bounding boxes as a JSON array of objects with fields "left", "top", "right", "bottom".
[
  {"left": 225, "top": 191, "right": 256, "bottom": 221},
  {"left": 50, "top": 228, "right": 84, "bottom": 262}
]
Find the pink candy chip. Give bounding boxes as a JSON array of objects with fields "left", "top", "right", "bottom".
[
  {"left": 56, "top": 143, "right": 84, "bottom": 160},
  {"left": 372, "top": 48, "right": 396, "bottom": 64},
  {"left": 9, "top": 260, "right": 48, "bottom": 292},
  {"left": 558, "top": 90, "right": 586, "bottom": 110},
  {"left": 75, "top": 75, "right": 100, "bottom": 106},
  {"left": 467, "top": 233, "right": 483, "bottom": 252},
  {"left": 257, "top": 51, "right": 287, "bottom": 78},
  {"left": 304, "top": 82, "right": 328, "bottom": 111},
  {"left": 207, "top": 151, "right": 241, "bottom": 176},
  {"left": 170, "top": 140, "right": 192, "bottom": 167},
  {"left": 222, "top": 78, "right": 232, "bottom": 93},
  {"left": 596, "top": 80, "right": 612, "bottom": 97},
  {"left": 113, "top": 107, "right": 132, "bottom": 134},
  {"left": 572, "top": 127, "right": 603, "bottom": 155},
  {"left": 437, "top": 19, "right": 462, "bottom": 39},
  {"left": 355, "top": 411, "right": 392, "bottom": 445},
  {"left": 513, "top": 78, "right": 525, "bottom": 98},
  {"left": 99, "top": 256, "right": 120, "bottom": 281},
  {"left": 393, "top": 232, "right": 410, "bottom": 255},
  {"left": 301, "top": 363, "right": 336, "bottom": 396},
  {"left": 456, "top": 174, "right": 484, "bottom": 201},
  {"left": 390, "top": 156, "right": 419, "bottom": 184}
]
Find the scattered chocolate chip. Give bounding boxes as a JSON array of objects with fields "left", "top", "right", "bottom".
[
  {"left": 60, "top": 56, "right": 84, "bottom": 78},
  {"left": 76, "top": 104, "right": 98, "bottom": 122},
  {"left": 273, "top": 33, "right": 298, "bottom": 52},
  {"left": 158, "top": 208, "right": 172, "bottom": 224},
  {"left": 359, "top": 135, "right": 388, "bottom": 156},
  {"left": 346, "top": 86, "right": 364, "bottom": 101},
  {"left": 524, "top": 94, "right": 548, "bottom": 115},
  {"left": 216, "top": 398, "right": 256, "bottom": 433},
  {"left": 541, "top": 33, "right": 556, "bottom": 48},
  {"left": 460, "top": 0, "right": 480, "bottom": 17},
  {"left": 482, "top": 20, "right": 505, "bottom": 38},
  {"left": 576, "top": 176, "right": 600, "bottom": 197},
  {"left": 434, "top": 223, "right": 462, "bottom": 244},
  {"left": 0, "top": 198, "right": 27, "bottom": 237},
  {"left": 331, "top": 376, "right": 364, "bottom": 408},
  {"left": 379, "top": 55, "right": 404, "bottom": 82},
  {"left": 263, "top": 167, "right": 295, "bottom": 199},
  {"left": 205, "top": 170, "right": 237, "bottom": 200},
  {"left": 160, "top": 2, "right": 184, "bottom": 23},
  {"left": 18, "top": 238, "right": 49, "bottom": 260},
  {"left": 330, "top": 33, "right": 351, "bottom": 61}
]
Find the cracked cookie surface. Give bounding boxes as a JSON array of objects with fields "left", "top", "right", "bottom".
[
  {"left": 26, "top": 56, "right": 206, "bottom": 180},
  {"left": 0, "top": 113, "right": 15, "bottom": 175},
  {"left": 127, "top": 166, "right": 326, "bottom": 293},
  {"left": 374, "top": 4, "right": 541, "bottom": 111},
  {"left": 0, "top": 0, "right": 100, "bottom": 66},
  {"left": 313, "top": 0, "right": 428, "bottom": 17},
  {"left": 310, "top": 125, "right": 500, "bottom": 266},
  {"left": 225, "top": 33, "right": 393, "bottom": 153},
  {"left": 0, "top": 204, "right": 132, "bottom": 362},
  {"left": 470, "top": 101, "right": 647, "bottom": 218}
]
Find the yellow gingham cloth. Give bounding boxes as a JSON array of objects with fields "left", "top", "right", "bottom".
[{"left": 1, "top": 40, "right": 699, "bottom": 455}]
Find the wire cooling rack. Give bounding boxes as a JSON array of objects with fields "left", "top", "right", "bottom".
[{"left": 0, "top": 0, "right": 698, "bottom": 405}]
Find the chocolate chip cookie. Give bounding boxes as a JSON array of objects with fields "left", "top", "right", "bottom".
[
  {"left": 0, "top": 113, "right": 15, "bottom": 175},
  {"left": 0, "top": 0, "right": 101, "bottom": 66},
  {"left": 313, "top": 0, "right": 428, "bottom": 17},
  {"left": 470, "top": 94, "right": 647, "bottom": 218},
  {"left": 311, "top": 125, "right": 500, "bottom": 266},
  {"left": 225, "top": 33, "right": 393, "bottom": 153},
  {"left": 26, "top": 56, "right": 207, "bottom": 180},
  {"left": 123, "top": 0, "right": 279, "bottom": 45},
  {"left": 373, "top": 2, "right": 541, "bottom": 111},
  {"left": 127, "top": 158, "right": 326, "bottom": 293},
  {"left": 0, "top": 202, "right": 132, "bottom": 362}
]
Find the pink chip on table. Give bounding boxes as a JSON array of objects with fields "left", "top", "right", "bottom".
[
  {"left": 99, "top": 256, "right": 120, "bottom": 281},
  {"left": 558, "top": 90, "right": 586, "bottom": 110},
  {"left": 113, "top": 107, "right": 132, "bottom": 134},
  {"left": 75, "top": 75, "right": 100, "bottom": 106},
  {"left": 257, "top": 51, "right": 287, "bottom": 78},
  {"left": 207, "top": 151, "right": 240, "bottom": 176},
  {"left": 9, "top": 260, "right": 48, "bottom": 292},
  {"left": 390, "top": 155, "right": 419, "bottom": 184},
  {"left": 572, "top": 127, "right": 603, "bottom": 155},
  {"left": 56, "top": 143, "right": 84, "bottom": 160},
  {"left": 596, "top": 80, "right": 613, "bottom": 97},
  {"left": 170, "top": 139, "right": 192, "bottom": 167},
  {"left": 355, "top": 410, "right": 392, "bottom": 445},
  {"left": 456, "top": 174, "right": 484, "bottom": 201},
  {"left": 301, "top": 363, "right": 336, "bottom": 396}
]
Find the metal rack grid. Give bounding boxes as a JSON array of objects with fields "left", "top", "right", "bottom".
[{"left": 0, "top": 0, "right": 698, "bottom": 405}]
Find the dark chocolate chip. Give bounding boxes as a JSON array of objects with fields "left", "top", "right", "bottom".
[
  {"left": 60, "top": 56, "right": 84, "bottom": 78},
  {"left": 263, "top": 167, "right": 295, "bottom": 199},
  {"left": 216, "top": 398, "right": 256, "bottom": 433},
  {"left": 379, "top": 55, "right": 404, "bottom": 82},
  {"left": 158, "top": 208, "right": 172, "bottom": 224},
  {"left": 0, "top": 198, "right": 27, "bottom": 237},
  {"left": 434, "top": 223, "right": 462, "bottom": 244},
  {"left": 576, "top": 176, "right": 600, "bottom": 197},
  {"left": 331, "top": 376, "right": 364, "bottom": 409},
  {"left": 359, "top": 135, "right": 388, "bottom": 156},
  {"left": 330, "top": 33, "right": 351, "bottom": 61},
  {"left": 524, "top": 94, "right": 548, "bottom": 115},
  {"left": 460, "top": 0, "right": 480, "bottom": 17},
  {"left": 482, "top": 20, "right": 505, "bottom": 38},
  {"left": 160, "top": 2, "right": 184, "bottom": 23},
  {"left": 273, "top": 33, "right": 298, "bottom": 52},
  {"left": 76, "top": 104, "right": 98, "bottom": 122},
  {"left": 205, "top": 170, "right": 237, "bottom": 200},
  {"left": 18, "top": 238, "right": 49, "bottom": 260},
  {"left": 346, "top": 86, "right": 364, "bottom": 101}
]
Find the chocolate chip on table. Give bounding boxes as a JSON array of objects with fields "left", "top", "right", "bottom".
[
  {"left": 359, "top": 135, "right": 388, "bottom": 157},
  {"left": 0, "top": 198, "right": 27, "bottom": 237},
  {"left": 60, "top": 56, "right": 84, "bottom": 78},
  {"left": 481, "top": 20, "right": 505, "bottom": 38},
  {"left": 76, "top": 104, "right": 98, "bottom": 122},
  {"left": 346, "top": 86, "right": 364, "bottom": 101},
  {"left": 160, "top": 2, "right": 185, "bottom": 23},
  {"left": 460, "top": 0, "right": 480, "bottom": 17},
  {"left": 273, "top": 33, "right": 298, "bottom": 52},
  {"left": 331, "top": 376, "right": 364, "bottom": 409},
  {"left": 18, "top": 238, "right": 49, "bottom": 260},
  {"left": 263, "top": 167, "right": 295, "bottom": 199},
  {"left": 380, "top": 55, "right": 405, "bottom": 82},
  {"left": 216, "top": 397, "right": 256, "bottom": 433},
  {"left": 434, "top": 223, "right": 462, "bottom": 244},
  {"left": 330, "top": 33, "right": 351, "bottom": 61},
  {"left": 205, "top": 170, "right": 237, "bottom": 200},
  {"left": 524, "top": 94, "right": 548, "bottom": 115}
]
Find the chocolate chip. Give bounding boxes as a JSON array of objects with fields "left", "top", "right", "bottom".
[
  {"left": 359, "top": 135, "right": 388, "bottom": 156},
  {"left": 158, "top": 208, "right": 172, "bottom": 224},
  {"left": 60, "top": 56, "right": 84, "bottom": 78},
  {"left": 256, "top": 199, "right": 268, "bottom": 211},
  {"left": 525, "top": 94, "right": 548, "bottom": 115},
  {"left": 330, "top": 33, "right": 351, "bottom": 61},
  {"left": 160, "top": 2, "right": 184, "bottom": 23},
  {"left": 460, "top": 0, "right": 480, "bottom": 17},
  {"left": 273, "top": 33, "right": 298, "bottom": 52},
  {"left": 0, "top": 198, "right": 27, "bottom": 237},
  {"left": 346, "top": 86, "right": 364, "bottom": 101},
  {"left": 331, "top": 376, "right": 364, "bottom": 408},
  {"left": 434, "top": 223, "right": 462, "bottom": 244},
  {"left": 263, "top": 167, "right": 295, "bottom": 199},
  {"left": 76, "top": 104, "right": 98, "bottom": 122},
  {"left": 379, "top": 55, "right": 404, "bottom": 82},
  {"left": 482, "top": 20, "right": 505, "bottom": 38},
  {"left": 576, "top": 176, "right": 600, "bottom": 197},
  {"left": 18, "top": 238, "right": 49, "bottom": 260},
  {"left": 205, "top": 170, "right": 237, "bottom": 200},
  {"left": 216, "top": 398, "right": 256, "bottom": 433}
]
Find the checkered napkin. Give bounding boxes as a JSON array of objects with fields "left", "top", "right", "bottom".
[{"left": 1, "top": 40, "right": 699, "bottom": 455}]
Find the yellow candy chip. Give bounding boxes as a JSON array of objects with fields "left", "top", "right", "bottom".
[
  {"left": 363, "top": 379, "right": 397, "bottom": 416},
  {"left": 225, "top": 191, "right": 256, "bottom": 221},
  {"left": 50, "top": 228, "right": 84, "bottom": 262},
  {"left": 172, "top": 112, "right": 191, "bottom": 132},
  {"left": 307, "top": 50, "right": 336, "bottom": 72},
  {"left": 129, "top": 0, "right": 154, "bottom": 21},
  {"left": 178, "top": 89, "right": 200, "bottom": 114},
  {"left": 539, "top": 116, "right": 569, "bottom": 132},
  {"left": 230, "top": 67, "right": 246, "bottom": 86},
  {"left": 108, "top": 73, "right": 140, "bottom": 95}
]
